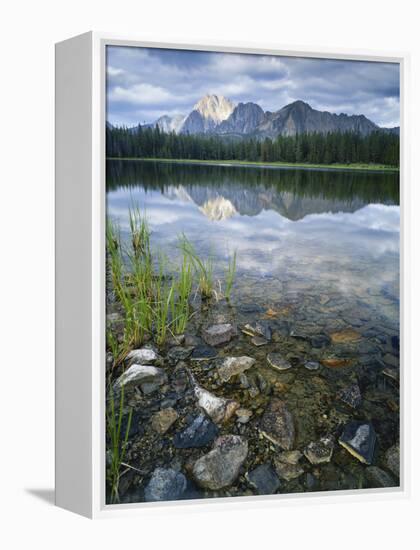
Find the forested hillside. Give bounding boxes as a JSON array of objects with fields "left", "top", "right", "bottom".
[{"left": 106, "top": 125, "right": 399, "bottom": 167}]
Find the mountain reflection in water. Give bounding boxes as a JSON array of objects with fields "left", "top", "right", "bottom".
[{"left": 106, "top": 160, "right": 400, "bottom": 323}]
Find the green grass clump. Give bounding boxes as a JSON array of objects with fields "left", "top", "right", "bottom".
[
  {"left": 170, "top": 252, "right": 193, "bottom": 334},
  {"left": 178, "top": 235, "right": 214, "bottom": 299},
  {"left": 106, "top": 386, "right": 132, "bottom": 504},
  {"left": 225, "top": 250, "right": 237, "bottom": 301},
  {"left": 106, "top": 209, "right": 238, "bottom": 359}
]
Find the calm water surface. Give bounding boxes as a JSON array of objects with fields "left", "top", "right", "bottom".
[{"left": 107, "top": 160, "right": 399, "bottom": 331}]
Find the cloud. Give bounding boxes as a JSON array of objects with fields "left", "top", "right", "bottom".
[
  {"left": 106, "top": 45, "right": 400, "bottom": 128},
  {"left": 109, "top": 83, "right": 174, "bottom": 105},
  {"left": 107, "top": 66, "right": 125, "bottom": 77}
]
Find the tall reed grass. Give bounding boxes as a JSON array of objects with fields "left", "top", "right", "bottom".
[
  {"left": 106, "top": 210, "right": 237, "bottom": 361},
  {"left": 178, "top": 234, "right": 214, "bottom": 299},
  {"left": 106, "top": 386, "right": 132, "bottom": 504},
  {"left": 225, "top": 250, "right": 237, "bottom": 301}
]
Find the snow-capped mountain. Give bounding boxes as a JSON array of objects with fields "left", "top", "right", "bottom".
[
  {"left": 130, "top": 94, "right": 397, "bottom": 138},
  {"left": 181, "top": 94, "right": 235, "bottom": 134}
]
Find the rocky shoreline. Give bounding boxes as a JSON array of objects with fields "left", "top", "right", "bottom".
[{"left": 106, "top": 291, "right": 400, "bottom": 504}]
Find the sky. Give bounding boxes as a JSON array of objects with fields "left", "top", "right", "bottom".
[{"left": 106, "top": 46, "right": 400, "bottom": 128}]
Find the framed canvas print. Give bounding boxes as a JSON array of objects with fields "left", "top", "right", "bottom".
[{"left": 55, "top": 32, "right": 408, "bottom": 518}]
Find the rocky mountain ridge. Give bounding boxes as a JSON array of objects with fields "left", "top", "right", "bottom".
[{"left": 137, "top": 94, "right": 397, "bottom": 138}]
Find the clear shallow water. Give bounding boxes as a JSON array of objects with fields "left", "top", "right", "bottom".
[
  {"left": 106, "top": 159, "right": 400, "bottom": 500},
  {"left": 107, "top": 160, "right": 399, "bottom": 330}
]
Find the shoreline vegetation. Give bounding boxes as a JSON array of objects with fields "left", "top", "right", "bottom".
[
  {"left": 106, "top": 125, "right": 399, "bottom": 170},
  {"left": 106, "top": 209, "right": 237, "bottom": 365},
  {"left": 107, "top": 156, "right": 399, "bottom": 172},
  {"left": 106, "top": 208, "right": 237, "bottom": 502}
]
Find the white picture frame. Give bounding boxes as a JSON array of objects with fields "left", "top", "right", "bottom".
[{"left": 55, "top": 31, "right": 410, "bottom": 518}]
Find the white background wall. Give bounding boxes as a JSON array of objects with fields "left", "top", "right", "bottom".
[{"left": 1, "top": 0, "right": 418, "bottom": 547}]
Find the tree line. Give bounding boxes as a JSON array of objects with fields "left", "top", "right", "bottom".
[{"left": 106, "top": 125, "right": 399, "bottom": 167}]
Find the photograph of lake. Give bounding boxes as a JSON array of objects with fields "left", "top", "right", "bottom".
[{"left": 105, "top": 45, "right": 400, "bottom": 504}]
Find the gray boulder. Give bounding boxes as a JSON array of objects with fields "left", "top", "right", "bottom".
[
  {"left": 259, "top": 399, "right": 295, "bottom": 450},
  {"left": 113, "top": 364, "right": 167, "bottom": 392},
  {"left": 173, "top": 414, "right": 219, "bottom": 448},
  {"left": 202, "top": 323, "right": 236, "bottom": 346},
  {"left": 192, "top": 435, "right": 248, "bottom": 490},
  {"left": 144, "top": 468, "right": 187, "bottom": 502},
  {"left": 246, "top": 464, "right": 281, "bottom": 494}
]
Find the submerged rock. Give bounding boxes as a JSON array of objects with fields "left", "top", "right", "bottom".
[
  {"left": 246, "top": 464, "right": 281, "bottom": 494},
  {"left": 126, "top": 346, "right": 159, "bottom": 365},
  {"left": 259, "top": 399, "right": 295, "bottom": 450},
  {"left": 385, "top": 443, "right": 400, "bottom": 478},
  {"left": 144, "top": 468, "right": 187, "bottom": 502},
  {"left": 337, "top": 383, "right": 362, "bottom": 409},
  {"left": 330, "top": 329, "right": 361, "bottom": 344},
  {"left": 276, "top": 450, "right": 302, "bottom": 465},
  {"left": 251, "top": 336, "right": 268, "bottom": 347},
  {"left": 382, "top": 353, "right": 399, "bottom": 368},
  {"left": 321, "top": 358, "right": 353, "bottom": 369},
  {"left": 192, "top": 435, "right": 248, "bottom": 490},
  {"left": 202, "top": 323, "right": 236, "bottom": 346},
  {"left": 365, "top": 466, "right": 397, "bottom": 488},
  {"left": 113, "top": 364, "right": 167, "bottom": 391},
  {"left": 217, "top": 356, "right": 256, "bottom": 383},
  {"left": 173, "top": 414, "right": 219, "bottom": 448},
  {"left": 274, "top": 450, "right": 304, "bottom": 480},
  {"left": 151, "top": 408, "right": 178, "bottom": 434},
  {"left": 167, "top": 346, "right": 193, "bottom": 364},
  {"left": 304, "top": 435, "right": 335, "bottom": 465},
  {"left": 274, "top": 460, "right": 304, "bottom": 481},
  {"left": 266, "top": 353, "right": 292, "bottom": 372},
  {"left": 339, "top": 421, "right": 376, "bottom": 464},
  {"left": 242, "top": 321, "right": 272, "bottom": 341},
  {"left": 304, "top": 361, "right": 320, "bottom": 371},
  {"left": 190, "top": 345, "right": 218, "bottom": 361},
  {"left": 311, "top": 334, "right": 331, "bottom": 348}
]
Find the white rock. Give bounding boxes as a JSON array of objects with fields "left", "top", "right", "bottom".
[
  {"left": 114, "top": 364, "right": 166, "bottom": 390},
  {"left": 194, "top": 384, "right": 239, "bottom": 424},
  {"left": 126, "top": 347, "right": 159, "bottom": 365}
]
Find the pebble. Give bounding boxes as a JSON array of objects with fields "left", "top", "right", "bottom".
[
  {"left": 246, "top": 464, "right": 281, "bottom": 494},
  {"left": 304, "top": 435, "right": 334, "bottom": 465},
  {"left": 266, "top": 353, "right": 293, "bottom": 372},
  {"left": 150, "top": 408, "right": 178, "bottom": 434}
]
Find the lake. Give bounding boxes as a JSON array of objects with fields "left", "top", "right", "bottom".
[
  {"left": 106, "top": 159, "right": 400, "bottom": 499},
  {"left": 107, "top": 160, "right": 399, "bottom": 325}
]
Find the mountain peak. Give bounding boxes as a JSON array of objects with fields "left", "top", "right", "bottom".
[
  {"left": 193, "top": 94, "right": 235, "bottom": 123},
  {"left": 284, "top": 100, "right": 312, "bottom": 111}
]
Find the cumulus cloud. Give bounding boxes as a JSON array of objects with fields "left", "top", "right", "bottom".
[{"left": 106, "top": 46, "right": 400, "bottom": 128}]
